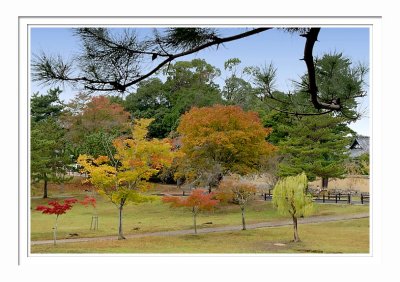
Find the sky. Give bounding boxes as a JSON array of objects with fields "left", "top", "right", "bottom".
[{"left": 30, "top": 27, "right": 370, "bottom": 135}]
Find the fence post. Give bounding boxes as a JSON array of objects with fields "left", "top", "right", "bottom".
[
  {"left": 264, "top": 193, "right": 267, "bottom": 201},
  {"left": 339, "top": 193, "right": 341, "bottom": 200},
  {"left": 348, "top": 193, "right": 351, "bottom": 204},
  {"left": 361, "top": 194, "right": 364, "bottom": 204}
]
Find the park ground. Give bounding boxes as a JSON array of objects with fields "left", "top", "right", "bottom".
[{"left": 30, "top": 177, "right": 370, "bottom": 254}]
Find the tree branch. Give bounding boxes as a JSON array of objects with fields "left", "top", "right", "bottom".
[
  {"left": 265, "top": 101, "right": 334, "bottom": 116},
  {"left": 123, "top": 28, "right": 271, "bottom": 89},
  {"left": 33, "top": 28, "right": 271, "bottom": 93},
  {"left": 302, "top": 28, "right": 341, "bottom": 111}
]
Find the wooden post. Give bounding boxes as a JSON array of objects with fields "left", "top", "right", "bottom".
[
  {"left": 335, "top": 194, "right": 338, "bottom": 203},
  {"left": 264, "top": 193, "right": 267, "bottom": 201},
  {"left": 348, "top": 194, "right": 351, "bottom": 204},
  {"left": 361, "top": 194, "right": 364, "bottom": 204},
  {"left": 91, "top": 215, "right": 99, "bottom": 230}
]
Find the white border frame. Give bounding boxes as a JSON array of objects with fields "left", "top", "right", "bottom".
[{"left": 19, "top": 16, "right": 382, "bottom": 272}]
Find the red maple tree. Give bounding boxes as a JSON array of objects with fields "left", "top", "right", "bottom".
[
  {"left": 36, "top": 198, "right": 78, "bottom": 245},
  {"left": 163, "top": 189, "right": 219, "bottom": 234},
  {"left": 80, "top": 195, "right": 96, "bottom": 208}
]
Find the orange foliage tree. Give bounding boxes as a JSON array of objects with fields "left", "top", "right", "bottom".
[
  {"left": 162, "top": 189, "right": 219, "bottom": 234},
  {"left": 77, "top": 119, "right": 175, "bottom": 239},
  {"left": 176, "top": 105, "right": 276, "bottom": 192}
]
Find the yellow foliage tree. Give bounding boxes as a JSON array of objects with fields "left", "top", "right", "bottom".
[
  {"left": 272, "top": 173, "right": 314, "bottom": 242},
  {"left": 77, "top": 119, "right": 175, "bottom": 239}
]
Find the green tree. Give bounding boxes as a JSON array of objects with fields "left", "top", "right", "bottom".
[
  {"left": 277, "top": 114, "right": 352, "bottom": 188},
  {"left": 272, "top": 173, "right": 314, "bottom": 242},
  {"left": 31, "top": 88, "right": 72, "bottom": 198},
  {"left": 222, "top": 58, "right": 264, "bottom": 111},
  {"left": 31, "top": 118, "right": 72, "bottom": 198},
  {"left": 345, "top": 153, "right": 370, "bottom": 176},
  {"left": 124, "top": 59, "right": 223, "bottom": 138},
  {"left": 293, "top": 52, "right": 368, "bottom": 119},
  {"left": 31, "top": 88, "right": 64, "bottom": 122}
]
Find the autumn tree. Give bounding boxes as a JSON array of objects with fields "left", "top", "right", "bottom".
[
  {"left": 216, "top": 178, "right": 257, "bottom": 230},
  {"left": 77, "top": 119, "right": 175, "bottom": 239},
  {"left": 272, "top": 173, "right": 314, "bottom": 242},
  {"left": 162, "top": 189, "right": 219, "bottom": 234},
  {"left": 176, "top": 105, "right": 275, "bottom": 192},
  {"left": 80, "top": 195, "right": 98, "bottom": 230},
  {"left": 36, "top": 198, "right": 78, "bottom": 245},
  {"left": 124, "top": 59, "right": 223, "bottom": 138},
  {"left": 63, "top": 95, "right": 131, "bottom": 158}
]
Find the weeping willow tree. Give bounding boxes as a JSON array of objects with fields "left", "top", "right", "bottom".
[{"left": 272, "top": 173, "right": 314, "bottom": 242}]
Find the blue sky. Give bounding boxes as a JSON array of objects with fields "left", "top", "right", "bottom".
[{"left": 30, "top": 27, "right": 370, "bottom": 135}]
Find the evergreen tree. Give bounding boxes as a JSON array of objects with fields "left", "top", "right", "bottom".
[
  {"left": 31, "top": 118, "right": 72, "bottom": 198},
  {"left": 31, "top": 88, "right": 72, "bottom": 198},
  {"left": 278, "top": 115, "right": 352, "bottom": 188},
  {"left": 31, "top": 88, "right": 64, "bottom": 122}
]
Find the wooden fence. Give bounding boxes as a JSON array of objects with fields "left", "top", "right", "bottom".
[
  {"left": 360, "top": 193, "right": 370, "bottom": 204},
  {"left": 261, "top": 190, "right": 370, "bottom": 205}
]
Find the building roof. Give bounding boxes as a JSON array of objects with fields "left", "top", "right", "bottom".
[{"left": 349, "top": 136, "right": 369, "bottom": 158}]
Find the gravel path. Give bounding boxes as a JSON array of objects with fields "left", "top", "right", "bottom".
[{"left": 31, "top": 212, "right": 369, "bottom": 245}]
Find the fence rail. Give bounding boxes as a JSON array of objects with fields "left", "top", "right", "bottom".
[
  {"left": 313, "top": 193, "right": 351, "bottom": 204},
  {"left": 361, "top": 193, "right": 370, "bottom": 204},
  {"left": 260, "top": 190, "right": 370, "bottom": 205}
]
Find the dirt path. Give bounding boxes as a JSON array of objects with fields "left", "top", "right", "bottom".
[{"left": 31, "top": 212, "right": 369, "bottom": 245}]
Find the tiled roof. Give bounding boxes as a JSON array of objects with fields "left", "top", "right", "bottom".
[{"left": 349, "top": 136, "right": 369, "bottom": 157}]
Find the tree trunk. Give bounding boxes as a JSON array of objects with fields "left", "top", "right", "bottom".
[
  {"left": 193, "top": 211, "right": 197, "bottom": 234},
  {"left": 53, "top": 215, "right": 58, "bottom": 245},
  {"left": 43, "top": 177, "right": 48, "bottom": 199},
  {"left": 241, "top": 207, "right": 246, "bottom": 230},
  {"left": 292, "top": 215, "right": 300, "bottom": 242},
  {"left": 118, "top": 202, "right": 126, "bottom": 240},
  {"left": 322, "top": 177, "right": 329, "bottom": 189}
]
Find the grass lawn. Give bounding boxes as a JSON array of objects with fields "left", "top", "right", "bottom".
[
  {"left": 31, "top": 218, "right": 369, "bottom": 254},
  {"left": 31, "top": 192, "right": 369, "bottom": 241},
  {"left": 30, "top": 180, "right": 369, "bottom": 254}
]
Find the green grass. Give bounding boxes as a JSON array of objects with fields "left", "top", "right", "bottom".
[
  {"left": 31, "top": 218, "right": 369, "bottom": 254},
  {"left": 31, "top": 190, "right": 369, "bottom": 241}
]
